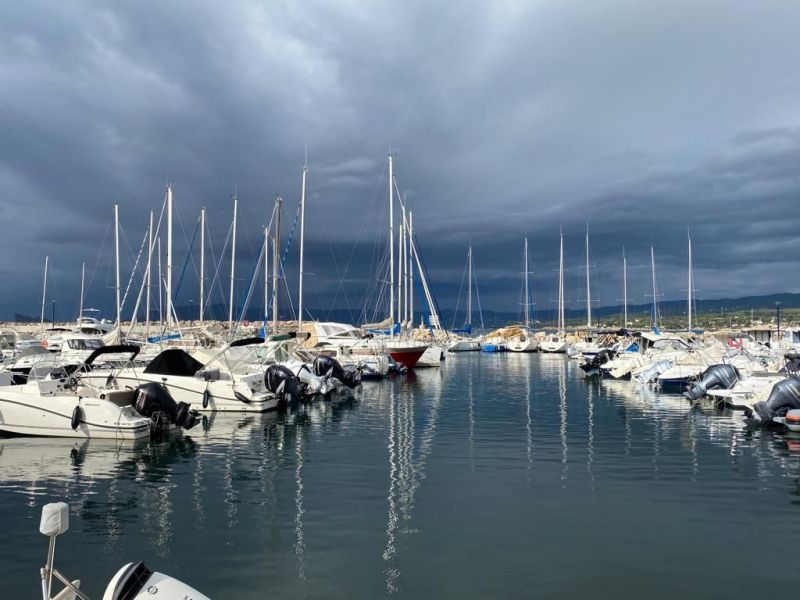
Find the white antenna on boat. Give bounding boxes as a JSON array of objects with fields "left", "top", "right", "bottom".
[
  {"left": 622, "top": 246, "right": 628, "bottom": 328},
  {"left": 298, "top": 163, "right": 308, "bottom": 332},
  {"left": 687, "top": 227, "right": 693, "bottom": 331},
  {"left": 585, "top": 224, "right": 592, "bottom": 329},
  {"left": 166, "top": 185, "right": 173, "bottom": 331},
  {"left": 228, "top": 188, "right": 238, "bottom": 330},
  {"left": 77, "top": 261, "right": 85, "bottom": 329},
  {"left": 409, "top": 210, "right": 414, "bottom": 327},
  {"left": 114, "top": 204, "right": 121, "bottom": 329},
  {"left": 40, "top": 256, "right": 48, "bottom": 333},
  {"left": 272, "top": 196, "right": 282, "bottom": 334},
  {"left": 558, "top": 229, "right": 565, "bottom": 332},
  {"left": 523, "top": 237, "right": 530, "bottom": 328},
  {"left": 388, "top": 153, "right": 395, "bottom": 339},
  {"left": 199, "top": 207, "right": 205, "bottom": 325}
]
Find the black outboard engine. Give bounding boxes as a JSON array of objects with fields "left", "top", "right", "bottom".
[
  {"left": 683, "top": 364, "right": 741, "bottom": 401},
  {"left": 134, "top": 382, "right": 197, "bottom": 430},
  {"left": 265, "top": 364, "right": 307, "bottom": 400},
  {"left": 749, "top": 377, "right": 800, "bottom": 424},
  {"left": 312, "top": 355, "right": 362, "bottom": 388},
  {"left": 580, "top": 349, "right": 615, "bottom": 374},
  {"left": 783, "top": 353, "right": 800, "bottom": 376}
]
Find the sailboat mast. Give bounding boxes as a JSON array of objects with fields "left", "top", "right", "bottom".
[
  {"left": 199, "top": 207, "right": 205, "bottom": 324},
  {"left": 40, "top": 256, "right": 48, "bottom": 333},
  {"left": 166, "top": 185, "right": 173, "bottom": 331},
  {"left": 264, "top": 224, "right": 269, "bottom": 325},
  {"left": 146, "top": 210, "right": 153, "bottom": 335},
  {"left": 585, "top": 225, "right": 591, "bottom": 329},
  {"left": 398, "top": 218, "right": 404, "bottom": 325},
  {"left": 114, "top": 204, "right": 121, "bottom": 329},
  {"left": 388, "top": 154, "right": 395, "bottom": 338},
  {"left": 558, "top": 231, "right": 565, "bottom": 332},
  {"left": 622, "top": 247, "right": 628, "bottom": 328},
  {"left": 687, "top": 228, "right": 693, "bottom": 331},
  {"left": 650, "top": 245, "right": 658, "bottom": 328},
  {"left": 78, "top": 261, "right": 85, "bottom": 328},
  {"left": 228, "top": 191, "right": 238, "bottom": 329},
  {"left": 272, "top": 197, "right": 282, "bottom": 334},
  {"left": 409, "top": 210, "right": 414, "bottom": 327},
  {"left": 467, "top": 244, "right": 473, "bottom": 327},
  {"left": 298, "top": 165, "right": 307, "bottom": 332},
  {"left": 524, "top": 237, "right": 530, "bottom": 328}
]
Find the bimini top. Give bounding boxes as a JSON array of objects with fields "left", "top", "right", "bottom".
[{"left": 143, "top": 349, "right": 204, "bottom": 377}]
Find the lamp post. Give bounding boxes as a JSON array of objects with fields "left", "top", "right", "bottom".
[
  {"left": 775, "top": 301, "right": 782, "bottom": 341},
  {"left": 189, "top": 299, "right": 194, "bottom": 327}
]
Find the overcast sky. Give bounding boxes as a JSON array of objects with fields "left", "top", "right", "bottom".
[{"left": 2, "top": 1, "right": 800, "bottom": 322}]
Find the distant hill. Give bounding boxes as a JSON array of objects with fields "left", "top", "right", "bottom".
[{"left": 169, "top": 293, "right": 800, "bottom": 328}]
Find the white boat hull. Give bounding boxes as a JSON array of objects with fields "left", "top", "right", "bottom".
[
  {"left": 447, "top": 340, "right": 480, "bottom": 352},
  {"left": 507, "top": 337, "right": 539, "bottom": 352},
  {"left": 0, "top": 390, "right": 151, "bottom": 439}
]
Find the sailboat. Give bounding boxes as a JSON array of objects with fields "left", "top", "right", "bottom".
[
  {"left": 540, "top": 231, "right": 568, "bottom": 353},
  {"left": 381, "top": 155, "right": 429, "bottom": 369},
  {"left": 508, "top": 236, "right": 539, "bottom": 352},
  {"left": 448, "top": 243, "right": 481, "bottom": 352}
]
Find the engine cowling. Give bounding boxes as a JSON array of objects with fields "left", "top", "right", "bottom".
[
  {"left": 265, "top": 364, "right": 307, "bottom": 400},
  {"left": 580, "top": 349, "right": 615, "bottom": 374},
  {"left": 103, "top": 561, "right": 210, "bottom": 600},
  {"left": 683, "top": 364, "right": 741, "bottom": 401},
  {"left": 750, "top": 377, "right": 800, "bottom": 423},
  {"left": 134, "top": 382, "right": 197, "bottom": 430},
  {"left": 312, "top": 355, "right": 361, "bottom": 388}
]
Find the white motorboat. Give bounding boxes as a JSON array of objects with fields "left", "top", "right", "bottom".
[
  {"left": 416, "top": 344, "right": 445, "bottom": 367},
  {"left": 447, "top": 339, "right": 481, "bottom": 352},
  {"left": 82, "top": 346, "right": 281, "bottom": 413},
  {"left": 0, "top": 365, "right": 151, "bottom": 439},
  {"left": 38, "top": 502, "right": 210, "bottom": 600}
]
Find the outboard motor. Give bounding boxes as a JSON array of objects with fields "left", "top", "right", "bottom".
[
  {"left": 748, "top": 377, "right": 800, "bottom": 424},
  {"left": 683, "top": 364, "right": 741, "bottom": 401},
  {"left": 103, "top": 561, "right": 210, "bottom": 600},
  {"left": 634, "top": 359, "right": 673, "bottom": 384},
  {"left": 580, "top": 348, "right": 615, "bottom": 374},
  {"left": 134, "top": 382, "right": 198, "bottom": 430},
  {"left": 783, "top": 353, "right": 800, "bottom": 376},
  {"left": 312, "top": 355, "right": 362, "bottom": 388},
  {"left": 265, "top": 364, "right": 307, "bottom": 401}
]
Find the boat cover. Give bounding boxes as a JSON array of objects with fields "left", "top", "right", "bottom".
[{"left": 143, "top": 349, "right": 204, "bottom": 377}]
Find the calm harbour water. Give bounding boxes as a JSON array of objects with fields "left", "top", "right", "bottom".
[{"left": 2, "top": 353, "right": 800, "bottom": 598}]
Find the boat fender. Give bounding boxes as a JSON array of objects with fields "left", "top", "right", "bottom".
[
  {"left": 71, "top": 405, "right": 83, "bottom": 430},
  {"left": 234, "top": 390, "right": 251, "bottom": 404},
  {"left": 202, "top": 387, "right": 210, "bottom": 409}
]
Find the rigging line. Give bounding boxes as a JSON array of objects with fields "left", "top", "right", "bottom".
[
  {"left": 451, "top": 253, "right": 468, "bottom": 331},
  {"left": 473, "top": 258, "right": 485, "bottom": 331},
  {"left": 119, "top": 227, "right": 149, "bottom": 318},
  {"left": 261, "top": 200, "right": 302, "bottom": 330},
  {"left": 85, "top": 218, "right": 111, "bottom": 298},
  {"left": 174, "top": 216, "right": 200, "bottom": 301},
  {"left": 234, "top": 210, "right": 277, "bottom": 329},
  {"left": 204, "top": 219, "right": 233, "bottom": 316}
]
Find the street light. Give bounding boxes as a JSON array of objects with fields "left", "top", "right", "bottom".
[{"left": 775, "top": 301, "right": 782, "bottom": 340}]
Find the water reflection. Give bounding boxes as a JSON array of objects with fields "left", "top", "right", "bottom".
[{"left": 383, "top": 370, "right": 443, "bottom": 595}]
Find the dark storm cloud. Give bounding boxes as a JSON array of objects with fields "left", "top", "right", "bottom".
[{"left": 1, "top": 1, "right": 800, "bottom": 321}]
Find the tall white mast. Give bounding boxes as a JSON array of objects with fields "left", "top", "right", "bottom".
[
  {"left": 398, "top": 217, "right": 405, "bottom": 325},
  {"left": 145, "top": 210, "right": 153, "bottom": 336},
  {"left": 687, "top": 228, "right": 693, "bottom": 331},
  {"left": 650, "top": 245, "right": 658, "bottom": 328},
  {"left": 409, "top": 210, "right": 414, "bottom": 327},
  {"left": 523, "top": 237, "right": 530, "bottom": 328},
  {"left": 298, "top": 164, "right": 308, "bottom": 332},
  {"left": 585, "top": 224, "right": 592, "bottom": 329},
  {"left": 228, "top": 190, "right": 238, "bottom": 330},
  {"left": 40, "top": 256, "right": 48, "bottom": 333},
  {"left": 78, "top": 261, "right": 85, "bottom": 328},
  {"left": 166, "top": 185, "right": 173, "bottom": 330},
  {"left": 264, "top": 227, "right": 269, "bottom": 328},
  {"left": 388, "top": 154, "right": 395, "bottom": 338},
  {"left": 114, "top": 204, "right": 121, "bottom": 329},
  {"left": 622, "top": 247, "right": 628, "bottom": 328},
  {"left": 272, "top": 197, "right": 282, "bottom": 334},
  {"left": 558, "top": 230, "right": 565, "bottom": 332},
  {"left": 199, "top": 207, "right": 205, "bottom": 324},
  {"left": 467, "top": 243, "right": 473, "bottom": 327}
]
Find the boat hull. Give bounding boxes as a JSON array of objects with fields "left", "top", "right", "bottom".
[{"left": 387, "top": 345, "right": 428, "bottom": 369}]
